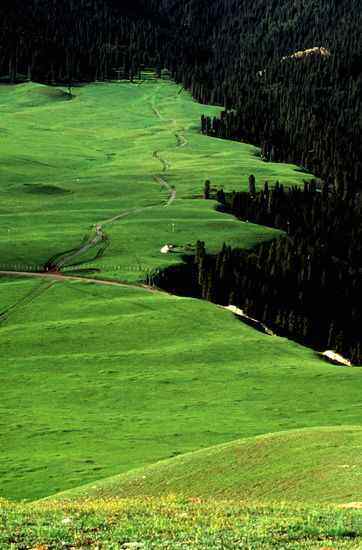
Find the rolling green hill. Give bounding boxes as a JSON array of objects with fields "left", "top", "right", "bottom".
[
  {"left": 0, "top": 78, "right": 360, "bottom": 504},
  {"left": 4, "top": 278, "right": 362, "bottom": 501},
  {"left": 48, "top": 426, "right": 362, "bottom": 504}
]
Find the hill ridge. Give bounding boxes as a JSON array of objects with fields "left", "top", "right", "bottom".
[{"left": 46, "top": 425, "right": 362, "bottom": 504}]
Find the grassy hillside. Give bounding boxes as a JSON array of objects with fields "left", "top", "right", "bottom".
[
  {"left": 3, "top": 278, "right": 362, "bottom": 501},
  {"left": 0, "top": 78, "right": 360, "bottom": 503},
  {"left": 0, "top": 79, "right": 305, "bottom": 279},
  {"left": 49, "top": 426, "right": 362, "bottom": 504},
  {"left": 1, "top": 497, "right": 361, "bottom": 549}
]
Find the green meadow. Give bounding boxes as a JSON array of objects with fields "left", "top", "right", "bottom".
[
  {"left": 0, "top": 78, "right": 361, "bottom": 509},
  {"left": 0, "top": 78, "right": 303, "bottom": 278},
  {"left": 1, "top": 497, "right": 361, "bottom": 548},
  {"left": 1, "top": 278, "right": 361, "bottom": 501}
]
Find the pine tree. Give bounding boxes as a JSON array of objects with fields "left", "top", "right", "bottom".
[
  {"left": 248, "top": 174, "right": 256, "bottom": 195},
  {"left": 203, "top": 180, "right": 211, "bottom": 199}
]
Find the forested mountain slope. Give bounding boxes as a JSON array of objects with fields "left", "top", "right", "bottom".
[
  {"left": 1, "top": 0, "right": 360, "bottom": 183},
  {"left": 0, "top": 0, "right": 160, "bottom": 82},
  {"left": 159, "top": 0, "right": 362, "bottom": 184}
]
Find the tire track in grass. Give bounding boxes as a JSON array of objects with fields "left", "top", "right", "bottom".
[
  {"left": 55, "top": 224, "right": 109, "bottom": 269},
  {"left": 0, "top": 280, "right": 56, "bottom": 324},
  {"left": 45, "top": 191, "right": 175, "bottom": 271}
]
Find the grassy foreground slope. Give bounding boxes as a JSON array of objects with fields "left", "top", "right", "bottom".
[
  {"left": 1, "top": 277, "right": 362, "bottom": 501},
  {"left": 52, "top": 426, "right": 362, "bottom": 504},
  {"left": 1, "top": 498, "right": 361, "bottom": 549}
]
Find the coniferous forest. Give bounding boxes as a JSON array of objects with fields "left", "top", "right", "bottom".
[{"left": 1, "top": 0, "right": 361, "bottom": 362}]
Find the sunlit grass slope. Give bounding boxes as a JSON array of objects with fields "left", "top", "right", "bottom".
[
  {"left": 52, "top": 426, "right": 362, "bottom": 504},
  {"left": 1, "top": 278, "right": 361, "bottom": 501},
  {"left": 1, "top": 497, "right": 361, "bottom": 549},
  {"left": 1, "top": 79, "right": 359, "bottom": 504},
  {"left": 0, "top": 79, "right": 306, "bottom": 279}
]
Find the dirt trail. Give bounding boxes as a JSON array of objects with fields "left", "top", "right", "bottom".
[
  {"left": 152, "top": 149, "right": 176, "bottom": 207},
  {"left": 0, "top": 270, "right": 155, "bottom": 293},
  {"left": 153, "top": 175, "right": 176, "bottom": 207},
  {"left": 150, "top": 84, "right": 188, "bottom": 208},
  {"left": 0, "top": 271, "right": 189, "bottom": 306},
  {"left": 153, "top": 150, "right": 171, "bottom": 172},
  {"left": 56, "top": 224, "right": 107, "bottom": 268},
  {"left": 97, "top": 204, "right": 158, "bottom": 227},
  {"left": 175, "top": 131, "right": 188, "bottom": 148}
]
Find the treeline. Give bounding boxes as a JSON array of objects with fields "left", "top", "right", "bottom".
[
  {"left": 148, "top": 180, "right": 361, "bottom": 364},
  {"left": 0, "top": 0, "right": 162, "bottom": 83}
]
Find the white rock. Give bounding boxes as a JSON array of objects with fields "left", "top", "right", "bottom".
[
  {"left": 160, "top": 244, "right": 174, "bottom": 254},
  {"left": 321, "top": 350, "right": 352, "bottom": 367}
]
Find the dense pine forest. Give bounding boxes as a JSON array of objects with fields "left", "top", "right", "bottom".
[
  {"left": 0, "top": 0, "right": 360, "bottom": 362},
  {"left": 0, "top": 0, "right": 161, "bottom": 82},
  {"left": 165, "top": 0, "right": 362, "bottom": 186}
]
